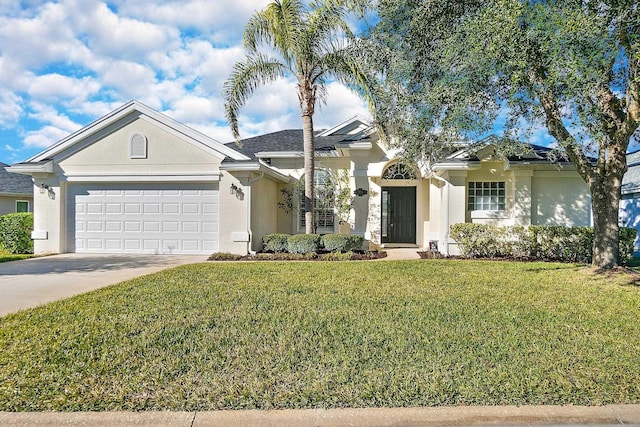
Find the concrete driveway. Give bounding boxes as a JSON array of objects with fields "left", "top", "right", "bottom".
[{"left": 0, "top": 253, "right": 207, "bottom": 317}]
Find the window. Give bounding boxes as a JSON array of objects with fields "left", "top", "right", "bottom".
[
  {"left": 16, "top": 200, "right": 29, "bottom": 213},
  {"left": 382, "top": 162, "right": 418, "bottom": 180},
  {"left": 468, "top": 182, "right": 505, "bottom": 211},
  {"left": 299, "top": 169, "right": 335, "bottom": 230}
]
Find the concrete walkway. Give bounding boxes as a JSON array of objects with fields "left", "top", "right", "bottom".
[
  {"left": 0, "top": 253, "right": 206, "bottom": 316},
  {"left": 1, "top": 405, "right": 639, "bottom": 426},
  {"left": 380, "top": 247, "right": 422, "bottom": 260}
]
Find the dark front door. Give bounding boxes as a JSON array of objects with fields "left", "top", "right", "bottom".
[{"left": 381, "top": 187, "right": 416, "bottom": 243}]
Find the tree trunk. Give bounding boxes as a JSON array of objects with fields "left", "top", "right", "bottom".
[
  {"left": 590, "top": 175, "right": 621, "bottom": 269},
  {"left": 302, "top": 113, "right": 315, "bottom": 234}
]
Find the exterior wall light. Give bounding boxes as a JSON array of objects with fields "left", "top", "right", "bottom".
[
  {"left": 230, "top": 183, "right": 244, "bottom": 200},
  {"left": 354, "top": 188, "right": 368, "bottom": 197}
]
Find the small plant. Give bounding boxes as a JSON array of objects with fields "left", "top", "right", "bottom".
[
  {"left": 287, "top": 234, "right": 321, "bottom": 254},
  {"left": 262, "top": 233, "right": 290, "bottom": 253},
  {"left": 207, "top": 252, "right": 243, "bottom": 261},
  {"left": 321, "top": 234, "right": 364, "bottom": 252},
  {"left": 319, "top": 251, "right": 354, "bottom": 261}
]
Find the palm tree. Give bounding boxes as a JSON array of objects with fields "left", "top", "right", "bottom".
[{"left": 224, "top": 0, "right": 374, "bottom": 234}]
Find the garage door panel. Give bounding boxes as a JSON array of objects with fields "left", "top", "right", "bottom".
[{"left": 70, "top": 183, "right": 219, "bottom": 254}]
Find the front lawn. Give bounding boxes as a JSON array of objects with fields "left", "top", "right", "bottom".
[
  {"left": 1, "top": 260, "right": 639, "bottom": 411},
  {"left": 0, "top": 248, "right": 31, "bottom": 263}
]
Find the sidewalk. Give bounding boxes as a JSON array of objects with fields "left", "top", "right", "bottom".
[{"left": 1, "top": 405, "right": 639, "bottom": 426}]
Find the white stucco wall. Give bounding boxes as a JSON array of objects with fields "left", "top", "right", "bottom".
[
  {"left": 250, "top": 176, "right": 279, "bottom": 252},
  {"left": 531, "top": 172, "right": 591, "bottom": 226}
]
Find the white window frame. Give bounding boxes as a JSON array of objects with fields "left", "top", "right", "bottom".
[
  {"left": 468, "top": 181, "right": 506, "bottom": 211},
  {"left": 298, "top": 169, "right": 335, "bottom": 232}
]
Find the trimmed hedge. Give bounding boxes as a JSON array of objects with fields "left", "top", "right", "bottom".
[
  {"left": 262, "top": 233, "right": 365, "bottom": 254},
  {"left": 450, "top": 223, "right": 637, "bottom": 264},
  {"left": 262, "top": 233, "right": 289, "bottom": 253},
  {"left": 0, "top": 212, "right": 33, "bottom": 254},
  {"left": 321, "top": 234, "right": 364, "bottom": 252},
  {"left": 287, "top": 234, "right": 321, "bottom": 254}
]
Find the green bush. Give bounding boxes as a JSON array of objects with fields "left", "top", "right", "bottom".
[
  {"left": 620, "top": 227, "right": 637, "bottom": 264},
  {"left": 530, "top": 226, "right": 593, "bottom": 263},
  {"left": 262, "top": 233, "right": 290, "bottom": 253},
  {"left": 450, "top": 223, "right": 637, "bottom": 264},
  {"left": 0, "top": 212, "right": 33, "bottom": 254},
  {"left": 449, "top": 224, "right": 504, "bottom": 258},
  {"left": 321, "top": 234, "right": 364, "bottom": 252},
  {"left": 287, "top": 234, "right": 321, "bottom": 254}
]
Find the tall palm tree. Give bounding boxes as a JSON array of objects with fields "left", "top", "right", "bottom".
[{"left": 224, "top": 0, "right": 374, "bottom": 234}]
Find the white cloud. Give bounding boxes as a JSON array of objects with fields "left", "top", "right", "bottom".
[
  {"left": 68, "top": 1, "right": 180, "bottom": 61},
  {"left": 0, "top": 2, "right": 80, "bottom": 69},
  {"left": 23, "top": 125, "right": 71, "bottom": 148},
  {"left": 166, "top": 96, "right": 224, "bottom": 123},
  {"left": 113, "top": 0, "right": 271, "bottom": 40},
  {"left": 23, "top": 103, "right": 82, "bottom": 148},
  {"left": 0, "top": 90, "right": 23, "bottom": 127},
  {"left": 28, "top": 74, "right": 101, "bottom": 102}
]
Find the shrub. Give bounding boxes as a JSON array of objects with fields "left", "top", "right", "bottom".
[
  {"left": 450, "top": 223, "right": 637, "bottom": 264},
  {"left": 321, "top": 234, "right": 364, "bottom": 252},
  {"left": 262, "top": 233, "right": 290, "bottom": 253},
  {"left": 207, "top": 252, "right": 243, "bottom": 261},
  {"left": 530, "top": 226, "right": 593, "bottom": 263},
  {"left": 0, "top": 212, "right": 33, "bottom": 254},
  {"left": 619, "top": 227, "right": 637, "bottom": 264},
  {"left": 287, "top": 234, "right": 321, "bottom": 254},
  {"left": 449, "top": 224, "right": 504, "bottom": 258}
]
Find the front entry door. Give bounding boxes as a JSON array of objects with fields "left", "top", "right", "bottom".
[{"left": 381, "top": 187, "right": 416, "bottom": 243}]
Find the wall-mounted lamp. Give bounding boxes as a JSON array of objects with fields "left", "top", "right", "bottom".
[
  {"left": 39, "top": 182, "right": 50, "bottom": 194},
  {"left": 354, "top": 188, "right": 368, "bottom": 197},
  {"left": 230, "top": 183, "right": 244, "bottom": 200},
  {"left": 39, "top": 182, "right": 55, "bottom": 199}
]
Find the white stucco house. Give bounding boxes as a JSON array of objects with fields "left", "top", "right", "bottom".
[{"left": 8, "top": 101, "right": 593, "bottom": 256}]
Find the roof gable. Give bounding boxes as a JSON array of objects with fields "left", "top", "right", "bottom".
[
  {"left": 317, "top": 116, "right": 372, "bottom": 137},
  {"left": 26, "top": 101, "right": 249, "bottom": 163}
]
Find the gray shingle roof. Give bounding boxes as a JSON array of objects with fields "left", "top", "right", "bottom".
[
  {"left": 0, "top": 162, "right": 33, "bottom": 195},
  {"left": 223, "top": 130, "right": 350, "bottom": 161}
]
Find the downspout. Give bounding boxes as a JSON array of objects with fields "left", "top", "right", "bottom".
[
  {"left": 431, "top": 172, "right": 450, "bottom": 256},
  {"left": 246, "top": 172, "right": 265, "bottom": 254}
]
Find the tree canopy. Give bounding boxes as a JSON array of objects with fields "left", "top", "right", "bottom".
[{"left": 368, "top": 0, "right": 639, "bottom": 268}]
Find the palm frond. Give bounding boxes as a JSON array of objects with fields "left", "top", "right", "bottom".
[
  {"left": 223, "top": 54, "right": 288, "bottom": 141},
  {"left": 244, "top": 0, "right": 305, "bottom": 66}
]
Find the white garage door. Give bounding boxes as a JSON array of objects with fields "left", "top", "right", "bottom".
[{"left": 68, "top": 183, "right": 219, "bottom": 254}]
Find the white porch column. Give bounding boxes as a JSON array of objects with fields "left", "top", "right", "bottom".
[{"left": 443, "top": 170, "right": 467, "bottom": 255}]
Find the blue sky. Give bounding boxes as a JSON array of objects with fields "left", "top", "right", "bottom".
[{"left": 0, "top": 0, "right": 372, "bottom": 164}]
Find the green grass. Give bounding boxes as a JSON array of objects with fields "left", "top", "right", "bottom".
[
  {"left": 1, "top": 260, "right": 639, "bottom": 411},
  {"left": 0, "top": 248, "right": 31, "bottom": 263}
]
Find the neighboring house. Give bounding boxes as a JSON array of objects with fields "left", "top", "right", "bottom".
[
  {"left": 620, "top": 150, "right": 640, "bottom": 256},
  {"left": 8, "top": 101, "right": 592, "bottom": 256},
  {"left": 0, "top": 162, "right": 33, "bottom": 216}
]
